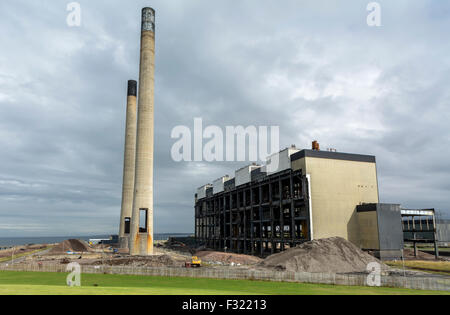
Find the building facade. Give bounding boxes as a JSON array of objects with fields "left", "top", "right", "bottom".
[{"left": 195, "top": 147, "right": 382, "bottom": 257}]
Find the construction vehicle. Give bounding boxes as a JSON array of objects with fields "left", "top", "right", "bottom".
[
  {"left": 166, "top": 238, "right": 202, "bottom": 268},
  {"left": 185, "top": 256, "right": 202, "bottom": 268}
]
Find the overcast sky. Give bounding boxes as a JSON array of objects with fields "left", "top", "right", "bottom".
[{"left": 0, "top": 0, "right": 449, "bottom": 237}]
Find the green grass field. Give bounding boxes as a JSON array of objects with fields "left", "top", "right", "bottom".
[{"left": 0, "top": 271, "right": 448, "bottom": 295}]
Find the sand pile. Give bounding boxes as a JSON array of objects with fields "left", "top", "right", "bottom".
[
  {"left": 196, "top": 251, "right": 262, "bottom": 265},
  {"left": 49, "top": 239, "right": 91, "bottom": 254},
  {"left": 90, "top": 255, "right": 180, "bottom": 267},
  {"left": 260, "top": 237, "right": 387, "bottom": 274}
]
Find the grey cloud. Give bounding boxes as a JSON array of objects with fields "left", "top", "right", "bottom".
[{"left": 0, "top": 0, "right": 449, "bottom": 237}]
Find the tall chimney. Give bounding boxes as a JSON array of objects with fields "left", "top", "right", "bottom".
[
  {"left": 130, "top": 8, "right": 156, "bottom": 256},
  {"left": 119, "top": 80, "right": 137, "bottom": 249}
]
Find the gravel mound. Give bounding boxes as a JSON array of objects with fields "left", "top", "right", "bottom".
[
  {"left": 49, "top": 239, "right": 91, "bottom": 254},
  {"left": 260, "top": 237, "right": 387, "bottom": 274}
]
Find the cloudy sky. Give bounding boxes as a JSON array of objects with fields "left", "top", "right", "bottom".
[{"left": 0, "top": 0, "right": 449, "bottom": 237}]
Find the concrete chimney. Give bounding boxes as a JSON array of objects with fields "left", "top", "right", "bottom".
[
  {"left": 119, "top": 80, "right": 137, "bottom": 249},
  {"left": 129, "top": 8, "right": 156, "bottom": 256}
]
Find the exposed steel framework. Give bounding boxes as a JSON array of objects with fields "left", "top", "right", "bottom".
[{"left": 195, "top": 169, "right": 311, "bottom": 257}]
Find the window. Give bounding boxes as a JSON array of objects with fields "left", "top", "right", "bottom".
[
  {"left": 124, "top": 217, "right": 131, "bottom": 234},
  {"left": 139, "top": 209, "right": 148, "bottom": 233}
]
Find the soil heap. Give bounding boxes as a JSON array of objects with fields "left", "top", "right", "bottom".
[{"left": 260, "top": 237, "right": 387, "bottom": 274}]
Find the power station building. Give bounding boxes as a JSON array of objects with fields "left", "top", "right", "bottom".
[{"left": 194, "top": 143, "right": 439, "bottom": 259}]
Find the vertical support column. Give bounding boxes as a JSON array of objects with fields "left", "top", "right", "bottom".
[
  {"left": 259, "top": 184, "right": 263, "bottom": 257},
  {"left": 243, "top": 190, "right": 247, "bottom": 254},
  {"left": 194, "top": 203, "right": 198, "bottom": 241},
  {"left": 250, "top": 188, "right": 254, "bottom": 255},
  {"left": 119, "top": 80, "right": 137, "bottom": 249},
  {"left": 303, "top": 175, "right": 313, "bottom": 240},
  {"left": 229, "top": 194, "right": 233, "bottom": 252},
  {"left": 269, "top": 181, "right": 274, "bottom": 254},
  {"left": 433, "top": 213, "right": 440, "bottom": 259},
  {"left": 279, "top": 177, "right": 284, "bottom": 251},
  {"left": 218, "top": 196, "right": 221, "bottom": 250},
  {"left": 235, "top": 191, "right": 239, "bottom": 253},
  {"left": 223, "top": 195, "right": 227, "bottom": 249},
  {"left": 130, "top": 7, "right": 156, "bottom": 256},
  {"left": 289, "top": 172, "right": 295, "bottom": 246}
]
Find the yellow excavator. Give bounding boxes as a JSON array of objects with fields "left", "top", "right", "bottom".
[
  {"left": 185, "top": 256, "right": 202, "bottom": 268},
  {"left": 167, "top": 238, "right": 202, "bottom": 268}
]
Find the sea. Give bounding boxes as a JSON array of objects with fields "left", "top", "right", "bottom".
[{"left": 0, "top": 233, "right": 193, "bottom": 247}]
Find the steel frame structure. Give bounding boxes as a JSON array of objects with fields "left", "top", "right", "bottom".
[{"left": 195, "top": 169, "right": 311, "bottom": 257}]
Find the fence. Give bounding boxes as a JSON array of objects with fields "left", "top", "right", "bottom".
[{"left": 0, "top": 263, "right": 449, "bottom": 292}]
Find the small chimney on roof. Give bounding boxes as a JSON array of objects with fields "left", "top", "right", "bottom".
[{"left": 312, "top": 141, "right": 320, "bottom": 151}]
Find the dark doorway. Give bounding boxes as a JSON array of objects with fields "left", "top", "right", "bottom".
[
  {"left": 124, "top": 217, "right": 131, "bottom": 234},
  {"left": 139, "top": 209, "right": 148, "bottom": 233}
]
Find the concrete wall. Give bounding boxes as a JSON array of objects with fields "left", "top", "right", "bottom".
[
  {"left": 292, "top": 156, "right": 379, "bottom": 244},
  {"left": 377, "top": 204, "right": 403, "bottom": 253},
  {"left": 357, "top": 210, "right": 380, "bottom": 250},
  {"left": 437, "top": 220, "right": 450, "bottom": 243}
]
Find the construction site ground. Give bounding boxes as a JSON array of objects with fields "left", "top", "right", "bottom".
[{"left": 1, "top": 237, "right": 449, "bottom": 280}]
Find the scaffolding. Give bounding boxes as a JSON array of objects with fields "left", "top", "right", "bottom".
[{"left": 195, "top": 169, "right": 311, "bottom": 257}]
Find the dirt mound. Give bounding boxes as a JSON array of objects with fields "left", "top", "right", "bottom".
[
  {"left": 196, "top": 251, "right": 262, "bottom": 265},
  {"left": 90, "top": 255, "right": 180, "bottom": 267},
  {"left": 260, "top": 237, "right": 387, "bottom": 274},
  {"left": 49, "top": 239, "right": 91, "bottom": 254}
]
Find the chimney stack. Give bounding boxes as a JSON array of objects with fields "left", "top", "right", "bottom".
[
  {"left": 312, "top": 141, "right": 320, "bottom": 151},
  {"left": 130, "top": 8, "right": 156, "bottom": 256},
  {"left": 119, "top": 80, "right": 138, "bottom": 249}
]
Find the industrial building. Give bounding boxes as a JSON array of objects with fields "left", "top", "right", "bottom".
[{"left": 194, "top": 143, "right": 440, "bottom": 259}]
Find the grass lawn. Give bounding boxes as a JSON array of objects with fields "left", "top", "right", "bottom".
[{"left": 0, "top": 271, "right": 448, "bottom": 295}]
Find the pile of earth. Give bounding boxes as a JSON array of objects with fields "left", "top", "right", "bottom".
[
  {"left": 159, "top": 238, "right": 195, "bottom": 254},
  {"left": 260, "top": 237, "right": 388, "bottom": 274},
  {"left": 49, "top": 239, "right": 91, "bottom": 254},
  {"left": 196, "top": 251, "right": 262, "bottom": 265},
  {"left": 90, "top": 254, "right": 180, "bottom": 267}
]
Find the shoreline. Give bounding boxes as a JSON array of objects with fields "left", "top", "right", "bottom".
[{"left": 0, "top": 233, "right": 193, "bottom": 247}]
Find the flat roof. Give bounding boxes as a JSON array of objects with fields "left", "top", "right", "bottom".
[
  {"left": 401, "top": 209, "right": 435, "bottom": 216},
  {"left": 291, "top": 149, "right": 376, "bottom": 163}
]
